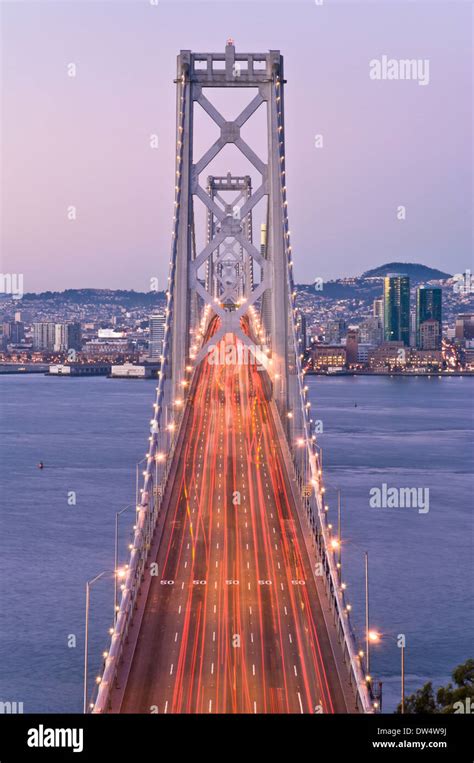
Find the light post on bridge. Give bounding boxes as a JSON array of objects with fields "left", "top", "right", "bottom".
[
  {"left": 114, "top": 504, "right": 134, "bottom": 625},
  {"left": 368, "top": 630, "right": 406, "bottom": 714},
  {"left": 83, "top": 568, "right": 125, "bottom": 714},
  {"left": 313, "top": 442, "right": 323, "bottom": 473},
  {"left": 337, "top": 489, "right": 342, "bottom": 582},
  {"left": 135, "top": 457, "right": 147, "bottom": 508},
  {"left": 295, "top": 436, "right": 306, "bottom": 490},
  {"left": 365, "top": 551, "right": 370, "bottom": 675},
  {"left": 332, "top": 538, "right": 373, "bottom": 686},
  {"left": 83, "top": 570, "right": 109, "bottom": 714},
  {"left": 319, "top": 477, "right": 342, "bottom": 572}
]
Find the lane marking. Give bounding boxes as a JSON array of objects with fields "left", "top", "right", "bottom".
[{"left": 297, "top": 692, "right": 304, "bottom": 714}]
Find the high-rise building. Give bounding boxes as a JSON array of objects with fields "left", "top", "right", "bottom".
[
  {"left": 67, "top": 322, "right": 82, "bottom": 351},
  {"left": 149, "top": 312, "right": 166, "bottom": 360},
  {"left": 325, "top": 318, "right": 347, "bottom": 345},
  {"left": 419, "top": 319, "right": 441, "bottom": 350},
  {"left": 33, "top": 322, "right": 56, "bottom": 351},
  {"left": 359, "top": 317, "right": 383, "bottom": 346},
  {"left": 260, "top": 224, "right": 271, "bottom": 338},
  {"left": 383, "top": 274, "right": 410, "bottom": 346},
  {"left": 260, "top": 223, "right": 267, "bottom": 259},
  {"left": 416, "top": 287, "right": 442, "bottom": 349},
  {"left": 373, "top": 298, "right": 384, "bottom": 321},
  {"left": 410, "top": 310, "right": 417, "bottom": 348},
  {"left": 295, "top": 310, "right": 307, "bottom": 352},
  {"left": 2, "top": 320, "right": 24, "bottom": 344},
  {"left": 54, "top": 323, "right": 82, "bottom": 352},
  {"left": 345, "top": 329, "right": 359, "bottom": 365},
  {"left": 54, "top": 324, "right": 68, "bottom": 352},
  {"left": 33, "top": 322, "right": 81, "bottom": 352},
  {"left": 455, "top": 314, "right": 474, "bottom": 343}
]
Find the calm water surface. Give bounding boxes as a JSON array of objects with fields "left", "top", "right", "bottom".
[
  {"left": 0, "top": 374, "right": 472, "bottom": 712},
  {"left": 309, "top": 375, "right": 473, "bottom": 711}
]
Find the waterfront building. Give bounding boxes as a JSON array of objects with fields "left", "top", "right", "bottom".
[
  {"left": 368, "top": 341, "right": 406, "bottom": 371},
  {"left": 311, "top": 345, "right": 347, "bottom": 371}
]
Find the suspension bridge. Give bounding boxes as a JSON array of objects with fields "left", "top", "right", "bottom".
[{"left": 91, "top": 41, "right": 373, "bottom": 714}]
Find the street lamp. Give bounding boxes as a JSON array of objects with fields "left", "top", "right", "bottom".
[
  {"left": 313, "top": 443, "right": 323, "bottom": 472},
  {"left": 319, "top": 476, "right": 342, "bottom": 550},
  {"left": 135, "top": 457, "right": 147, "bottom": 506},
  {"left": 365, "top": 551, "right": 370, "bottom": 674},
  {"left": 84, "top": 570, "right": 110, "bottom": 714},
  {"left": 84, "top": 566, "right": 129, "bottom": 713},
  {"left": 337, "top": 489, "right": 342, "bottom": 582},
  {"left": 114, "top": 504, "right": 134, "bottom": 624},
  {"left": 369, "top": 631, "right": 406, "bottom": 714}
]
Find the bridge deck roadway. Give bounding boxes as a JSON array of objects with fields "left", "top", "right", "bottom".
[{"left": 112, "top": 335, "right": 351, "bottom": 713}]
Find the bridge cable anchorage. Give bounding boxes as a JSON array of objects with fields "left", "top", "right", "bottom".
[{"left": 92, "top": 45, "right": 373, "bottom": 715}]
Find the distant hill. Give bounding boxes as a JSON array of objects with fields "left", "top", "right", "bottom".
[
  {"left": 18, "top": 289, "right": 166, "bottom": 306},
  {"left": 362, "top": 263, "right": 451, "bottom": 281},
  {"left": 293, "top": 262, "right": 453, "bottom": 303},
  {"left": 2, "top": 263, "right": 451, "bottom": 307},
  {"left": 296, "top": 281, "right": 382, "bottom": 300}
]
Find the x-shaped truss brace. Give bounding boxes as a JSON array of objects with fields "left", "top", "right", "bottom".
[{"left": 189, "top": 86, "right": 272, "bottom": 359}]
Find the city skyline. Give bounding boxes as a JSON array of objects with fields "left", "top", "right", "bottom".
[{"left": 2, "top": 1, "right": 472, "bottom": 292}]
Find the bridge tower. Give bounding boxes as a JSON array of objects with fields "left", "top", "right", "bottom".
[
  {"left": 167, "top": 41, "right": 292, "bottom": 416},
  {"left": 205, "top": 174, "right": 254, "bottom": 303}
]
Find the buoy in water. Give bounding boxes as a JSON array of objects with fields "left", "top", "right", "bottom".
[{"left": 37, "top": 462, "right": 44, "bottom": 469}]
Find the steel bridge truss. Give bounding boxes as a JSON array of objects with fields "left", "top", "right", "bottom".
[{"left": 170, "top": 41, "right": 291, "bottom": 411}]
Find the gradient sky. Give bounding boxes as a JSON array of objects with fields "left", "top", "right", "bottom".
[{"left": 1, "top": 0, "right": 472, "bottom": 292}]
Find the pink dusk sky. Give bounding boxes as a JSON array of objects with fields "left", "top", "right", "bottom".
[{"left": 1, "top": 0, "right": 472, "bottom": 293}]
